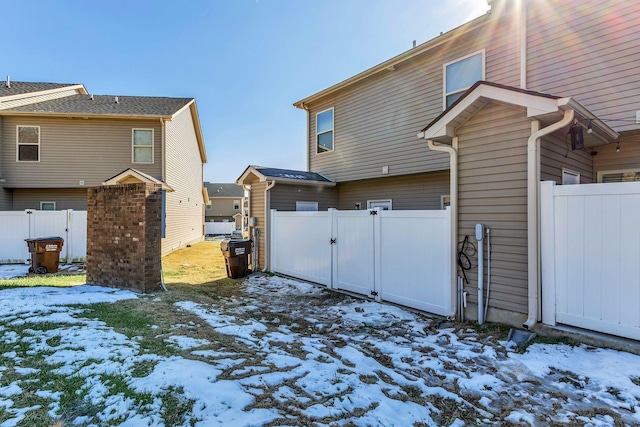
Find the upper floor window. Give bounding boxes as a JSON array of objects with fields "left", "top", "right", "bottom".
[
  {"left": 444, "top": 50, "right": 485, "bottom": 109},
  {"left": 233, "top": 200, "right": 241, "bottom": 210},
  {"left": 17, "top": 126, "right": 40, "bottom": 162},
  {"left": 206, "top": 201, "right": 212, "bottom": 210},
  {"left": 132, "top": 129, "right": 154, "bottom": 163},
  {"left": 316, "top": 108, "right": 334, "bottom": 153}
]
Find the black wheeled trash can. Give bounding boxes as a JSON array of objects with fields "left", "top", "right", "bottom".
[
  {"left": 220, "top": 239, "right": 252, "bottom": 279},
  {"left": 25, "top": 236, "right": 64, "bottom": 274}
]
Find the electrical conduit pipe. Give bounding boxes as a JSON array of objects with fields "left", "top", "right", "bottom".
[{"left": 523, "top": 109, "right": 574, "bottom": 330}]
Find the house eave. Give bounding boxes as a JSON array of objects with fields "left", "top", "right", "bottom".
[
  {"left": 0, "top": 84, "right": 88, "bottom": 103},
  {"left": 0, "top": 110, "right": 173, "bottom": 120}
]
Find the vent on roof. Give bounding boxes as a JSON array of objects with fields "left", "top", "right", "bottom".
[
  {"left": 5, "top": 75, "right": 9, "bottom": 88},
  {"left": 114, "top": 96, "right": 119, "bottom": 103},
  {"left": 89, "top": 94, "right": 94, "bottom": 100}
]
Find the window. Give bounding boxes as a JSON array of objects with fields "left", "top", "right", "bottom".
[
  {"left": 17, "top": 126, "right": 40, "bottom": 162},
  {"left": 367, "top": 199, "right": 392, "bottom": 210},
  {"left": 233, "top": 200, "right": 241, "bottom": 210},
  {"left": 132, "top": 129, "right": 154, "bottom": 163},
  {"left": 562, "top": 169, "right": 580, "bottom": 185},
  {"left": 444, "top": 50, "right": 485, "bottom": 108},
  {"left": 316, "top": 108, "right": 334, "bottom": 153},
  {"left": 296, "top": 201, "right": 318, "bottom": 211},
  {"left": 206, "top": 201, "right": 212, "bottom": 210},
  {"left": 598, "top": 169, "right": 640, "bottom": 183},
  {"left": 441, "top": 195, "right": 451, "bottom": 210},
  {"left": 40, "top": 201, "right": 56, "bottom": 211}
]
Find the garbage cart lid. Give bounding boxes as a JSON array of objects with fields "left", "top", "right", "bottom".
[{"left": 25, "top": 236, "right": 64, "bottom": 242}]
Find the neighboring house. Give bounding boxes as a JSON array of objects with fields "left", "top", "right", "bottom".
[
  {"left": 0, "top": 79, "right": 208, "bottom": 255},
  {"left": 204, "top": 183, "right": 244, "bottom": 228},
  {"left": 238, "top": 0, "right": 640, "bottom": 333}
]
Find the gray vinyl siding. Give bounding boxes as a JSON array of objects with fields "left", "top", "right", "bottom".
[
  {"left": 457, "top": 102, "right": 531, "bottom": 315},
  {"left": 206, "top": 197, "right": 242, "bottom": 221},
  {"left": 270, "top": 183, "right": 338, "bottom": 211},
  {"left": 1, "top": 116, "right": 162, "bottom": 188},
  {"left": 593, "top": 135, "right": 640, "bottom": 174},
  {"left": 0, "top": 189, "right": 11, "bottom": 210},
  {"left": 337, "top": 171, "right": 450, "bottom": 211},
  {"left": 163, "top": 105, "right": 205, "bottom": 255},
  {"left": 306, "top": 10, "right": 521, "bottom": 183},
  {"left": 250, "top": 181, "right": 267, "bottom": 271},
  {"left": 540, "top": 134, "right": 594, "bottom": 184},
  {"left": 12, "top": 188, "right": 88, "bottom": 211},
  {"left": 527, "top": 0, "right": 640, "bottom": 134}
]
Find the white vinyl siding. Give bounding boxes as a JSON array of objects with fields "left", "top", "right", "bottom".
[
  {"left": 17, "top": 125, "right": 40, "bottom": 162},
  {"left": 444, "top": 50, "right": 485, "bottom": 108},
  {"left": 316, "top": 108, "right": 334, "bottom": 153},
  {"left": 132, "top": 129, "right": 154, "bottom": 163}
]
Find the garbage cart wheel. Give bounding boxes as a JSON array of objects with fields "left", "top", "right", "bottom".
[
  {"left": 28, "top": 267, "right": 34, "bottom": 273},
  {"left": 35, "top": 266, "right": 48, "bottom": 274}
]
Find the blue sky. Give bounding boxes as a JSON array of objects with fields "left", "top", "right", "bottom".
[{"left": 3, "top": 0, "right": 488, "bottom": 183}]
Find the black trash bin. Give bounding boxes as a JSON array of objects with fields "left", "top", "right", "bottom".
[
  {"left": 25, "top": 236, "right": 64, "bottom": 274},
  {"left": 220, "top": 239, "right": 252, "bottom": 279}
]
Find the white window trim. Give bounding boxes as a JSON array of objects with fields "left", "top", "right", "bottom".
[
  {"left": 562, "top": 168, "right": 581, "bottom": 185},
  {"left": 443, "top": 49, "right": 485, "bottom": 110},
  {"left": 597, "top": 168, "right": 640, "bottom": 183},
  {"left": 233, "top": 200, "right": 241, "bottom": 210},
  {"left": 296, "top": 201, "right": 319, "bottom": 211},
  {"left": 367, "top": 199, "right": 392, "bottom": 210},
  {"left": 316, "top": 107, "right": 334, "bottom": 154},
  {"left": 16, "top": 125, "right": 41, "bottom": 162},
  {"left": 40, "top": 201, "right": 56, "bottom": 210},
  {"left": 132, "top": 128, "right": 154, "bottom": 164}
]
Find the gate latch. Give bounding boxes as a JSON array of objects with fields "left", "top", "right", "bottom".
[
  {"left": 370, "top": 290, "right": 379, "bottom": 296},
  {"left": 369, "top": 210, "right": 378, "bottom": 215},
  {"left": 330, "top": 238, "right": 336, "bottom": 244}
]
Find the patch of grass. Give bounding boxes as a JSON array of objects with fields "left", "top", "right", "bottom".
[
  {"left": 131, "top": 360, "right": 159, "bottom": 378},
  {"left": 0, "top": 274, "right": 86, "bottom": 289},
  {"left": 162, "top": 241, "right": 231, "bottom": 286},
  {"left": 161, "top": 386, "right": 198, "bottom": 427},
  {"left": 101, "top": 374, "right": 154, "bottom": 406},
  {"left": 518, "top": 334, "right": 579, "bottom": 353},
  {"left": 466, "top": 322, "right": 511, "bottom": 340}
]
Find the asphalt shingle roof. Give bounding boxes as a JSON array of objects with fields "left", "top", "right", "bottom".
[
  {"left": 255, "top": 167, "right": 333, "bottom": 183},
  {"left": 4, "top": 94, "right": 193, "bottom": 116},
  {"left": 205, "top": 183, "right": 244, "bottom": 198},
  {"left": 0, "top": 81, "right": 80, "bottom": 97}
]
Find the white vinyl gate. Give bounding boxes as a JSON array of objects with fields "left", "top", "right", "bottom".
[
  {"left": 0, "top": 210, "right": 87, "bottom": 264},
  {"left": 205, "top": 222, "right": 236, "bottom": 236},
  {"left": 270, "top": 208, "right": 453, "bottom": 317},
  {"left": 541, "top": 181, "right": 640, "bottom": 340}
]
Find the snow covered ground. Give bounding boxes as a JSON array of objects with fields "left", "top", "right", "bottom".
[{"left": 0, "top": 275, "right": 639, "bottom": 426}]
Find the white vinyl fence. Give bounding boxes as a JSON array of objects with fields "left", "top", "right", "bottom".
[
  {"left": 541, "top": 181, "right": 640, "bottom": 340},
  {"left": 205, "top": 221, "right": 236, "bottom": 236},
  {"left": 270, "top": 208, "right": 453, "bottom": 317},
  {"left": 0, "top": 210, "right": 87, "bottom": 264}
]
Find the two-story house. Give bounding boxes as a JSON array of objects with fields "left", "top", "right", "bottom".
[
  {"left": 0, "top": 79, "right": 207, "bottom": 255},
  {"left": 238, "top": 0, "right": 640, "bottom": 333},
  {"left": 204, "top": 182, "right": 244, "bottom": 227}
]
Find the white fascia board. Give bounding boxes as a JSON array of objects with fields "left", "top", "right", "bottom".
[{"left": 0, "top": 84, "right": 87, "bottom": 102}]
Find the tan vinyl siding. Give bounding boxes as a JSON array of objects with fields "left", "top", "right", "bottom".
[
  {"left": 540, "top": 134, "right": 594, "bottom": 184},
  {"left": 0, "top": 89, "right": 81, "bottom": 111},
  {"left": 457, "top": 102, "right": 531, "bottom": 314},
  {"left": 593, "top": 135, "right": 640, "bottom": 174},
  {"left": 527, "top": 0, "right": 640, "bottom": 134},
  {"left": 206, "top": 197, "right": 242, "bottom": 221},
  {"left": 270, "top": 184, "right": 338, "bottom": 211},
  {"left": 1, "top": 116, "right": 162, "bottom": 188},
  {"left": 249, "top": 181, "right": 267, "bottom": 270},
  {"left": 337, "top": 171, "right": 450, "bottom": 210},
  {"left": 12, "top": 188, "right": 88, "bottom": 211},
  {"left": 306, "top": 11, "right": 521, "bottom": 183},
  {"left": 163, "top": 105, "right": 205, "bottom": 255}
]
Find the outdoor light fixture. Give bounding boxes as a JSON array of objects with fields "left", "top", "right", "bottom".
[
  {"left": 587, "top": 120, "right": 593, "bottom": 134},
  {"left": 616, "top": 142, "right": 621, "bottom": 153},
  {"left": 569, "top": 121, "right": 584, "bottom": 150}
]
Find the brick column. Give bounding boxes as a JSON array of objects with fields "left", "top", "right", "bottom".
[{"left": 86, "top": 183, "right": 162, "bottom": 293}]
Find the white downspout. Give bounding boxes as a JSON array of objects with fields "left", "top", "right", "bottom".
[
  {"left": 523, "top": 109, "right": 574, "bottom": 330},
  {"left": 427, "top": 138, "right": 458, "bottom": 318},
  {"left": 263, "top": 180, "right": 276, "bottom": 271}
]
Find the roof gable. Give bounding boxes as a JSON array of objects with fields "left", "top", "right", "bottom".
[
  {"left": 236, "top": 166, "right": 335, "bottom": 186},
  {"left": 102, "top": 168, "right": 174, "bottom": 191}
]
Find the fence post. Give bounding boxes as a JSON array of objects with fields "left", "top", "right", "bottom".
[
  {"left": 329, "top": 208, "right": 337, "bottom": 289},
  {"left": 540, "top": 180, "right": 556, "bottom": 326},
  {"left": 269, "top": 209, "right": 277, "bottom": 272}
]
